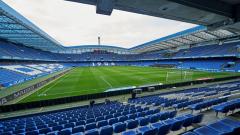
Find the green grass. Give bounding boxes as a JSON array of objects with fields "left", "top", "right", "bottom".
[{"left": 19, "top": 66, "right": 239, "bottom": 103}]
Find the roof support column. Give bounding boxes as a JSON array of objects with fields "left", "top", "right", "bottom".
[
  {"left": 96, "top": 0, "right": 115, "bottom": 15},
  {"left": 235, "top": 4, "right": 240, "bottom": 22}
]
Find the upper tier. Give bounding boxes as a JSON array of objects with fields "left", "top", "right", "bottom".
[{"left": 0, "top": 40, "right": 239, "bottom": 61}]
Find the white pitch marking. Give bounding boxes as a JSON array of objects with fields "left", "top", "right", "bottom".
[
  {"left": 38, "top": 72, "right": 71, "bottom": 96},
  {"left": 100, "top": 76, "right": 113, "bottom": 88}
]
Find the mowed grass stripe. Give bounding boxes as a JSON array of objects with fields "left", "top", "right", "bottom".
[
  {"left": 19, "top": 66, "right": 240, "bottom": 103},
  {"left": 112, "top": 67, "right": 167, "bottom": 82},
  {"left": 101, "top": 67, "right": 150, "bottom": 86}
]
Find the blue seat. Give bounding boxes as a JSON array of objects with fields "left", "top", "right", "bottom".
[
  {"left": 150, "top": 114, "right": 159, "bottom": 123},
  {"left": 153, "top": 108, "right": 160, "bottom": 114},
  {"left": 192, "top": 114, "right": 204, "bottom": 124},
  {"left": 127, "top": 114, "right": 136, "bottom": 119},
  {"left": 188, "top": 104, "right": 201, "bottom": 111},
  {"left": 86, "top": 115, "right": 95, "bottom": 119},
  {"left": 193, "top": 126, "right": 221, "bottom": 135},
  {"left": 99, "top": 125, "right": 113, "bottom": 135},
  {"left": 122, "top": 111, "right": 129, "bottom": 115},
  {"left": 85, "top": 128, "right": 99, "bottom": 135},
  {"left": 130, "top": 109, "right": 136, "bottom": 114},
  {"left": 125, "top": 119, "right": 139, "bottom": 129},
  {"left": 103, "top": 112, "right": 110, "bottom": 116},
  {"left": 76, "top": 120, "right": 86, "bottom": 126},
  {"left": 71, "top": 132, "right": 84, "bottom": 135},
  {"left": 207, "top": 122, "right": 234, "bottom": 135},
  {"left": 57, "top": 128, "right": 71, "bottom": 135},
  {"left": 25, "top": 130, "right": 39, "bottom": 135},
  {"left": 108, "top": 118, "right": 118, "bottom": 125},
  {"left": 137, "top": 126, "right": 158, "bottom": 135},
  {"left": 110, "top": 110, "right": 116, "bottom": 114},
  {"left": 118, "top": 116, "right": 128, "bottom": 122},
  {"left": 164, "top": 119, "right": 183, "bottom": 131},
  {"left": 138, "top": 117, "right": 150, "bottom": 126},
  {"left": 86, "top": 118, "right": 96, "bottom": 124},
  {"left": 46, "top": 131, "right": 58, "bottom": 135},
  {"left": 13, "top": 129, "right": 25, "bottom": 134},
  {"left": 96, "top": 116, "right": 104, "bottom": 122},
  {"left": 105, "top": 114, "right": 113, "bottom": 120},
  {"left": 52, "top": 125, "right": 64, "bottom": 131},
  {"left": 26, "top": 126, "right": 37, "bottom": 132},
  {"left": 113, "top": 113, "right": 120, "bottom": 118},
  {"left": 58, "top": 121, "right": 67, "bottom": 125},
  {"left": 169, "top": 111, "right": 177, "bottom": 118},
  {"left": 72, "top": 125, "right": 85, "bottom": 133},
  {"left": 219, "top": 118, "right": 240, "bottom": 133},
  {"left": 97, "top": 120, "right": 108, "bottom": 128},
  {"left": 145, "top": 110, "right": 154, "bottom": 115},
  {"left": 151, "top": 122, "right": 171, "bottom": 135},
  {"left": 136, "top": 112, "right": 145, "bottom": 117},
  {"left": 37, "top": 124, "right": 47, "bottom": 129},
  {"left": 175, "top": 115, "right": 192, "bottom": 129},
  {"left": 182, "top": 131, "right": 197, "bottom": 135},
  {"left": 1, "top": 131, "right": 13, "bottom": 135},
  {"left": 113, "top": 122, "right": 126, "bottom": 133},
  {"left": 85, "top": 122, "right": 97, "bottom": 131},
  {"left": 64, "top": 122, "right": 75, "bottom": 128},
  {"left": 121, "top": 130, "right": 141, "bottom": 135}
]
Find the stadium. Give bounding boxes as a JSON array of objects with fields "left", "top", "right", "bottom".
[{"left": 0, "top": 0, "right": 240, "bottom": 135}]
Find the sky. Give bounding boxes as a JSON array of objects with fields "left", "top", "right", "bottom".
[{"left": 3, "top": 0, "right": 196, "bottom": 48}]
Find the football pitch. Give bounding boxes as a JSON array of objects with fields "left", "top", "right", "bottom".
[{"left": 20, "top": 66, "right": 238, "bottom": 103}]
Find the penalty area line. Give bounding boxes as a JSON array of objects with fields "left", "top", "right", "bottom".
[
  {"left": 38, "top": 72, "right": 71, "bottom": 96},
  {"left": 100, "top": 76, "right": 113, "bottom": 88}
]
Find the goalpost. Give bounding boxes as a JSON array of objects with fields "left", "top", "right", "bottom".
[{"left": 166, "top": 70, "right": 193, "bottom": 83}]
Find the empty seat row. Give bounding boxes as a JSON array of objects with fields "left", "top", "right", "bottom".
[
  {"left": 173, "top": 99, "right": 203, "bottom": 110},
  {"left": 122, "top": 113, "right": 203, "bottom": 135},
  {"left": 183, "top": 118, "right": 240, "bottom": 135},
  {"left": 188, "top": 97, "right": 228, "bottom": 113},
  {"left": 128, "top": 82, "right": 238, "bottom": 108},
  {"left": 212, "top": 98, "right": 240, "bottom": 116},
  {"left": 161, "top": 98, "right": 189, "bottom": 108},
  {"left": 0, "top": 110, "right": 176, "bottom": 135}
]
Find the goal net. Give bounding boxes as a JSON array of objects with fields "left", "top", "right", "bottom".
[{"left": 166, "top": 70, "right": 193, "bottom": 83}]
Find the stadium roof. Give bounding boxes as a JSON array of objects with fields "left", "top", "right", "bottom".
[
  {"left": 61, "top": 45, "right": 132, "bottom": 54},
  {"left": 67, "top": 0, "right": 240, "bottom": 30},
  {"left": 0, "top": 1, "right": 64, "bottom": 52},
  {"left": 130, "top": 25, "right": 239, "bottom": 53}
]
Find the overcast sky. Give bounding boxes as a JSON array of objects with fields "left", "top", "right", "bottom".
[{"left": 3, "top": 0, "right": 196, "bottom": 48}]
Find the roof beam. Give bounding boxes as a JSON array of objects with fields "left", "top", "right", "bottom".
[
  {"left": 180, "top": 36, "right": 195, "bottom": 42},
  {"left": 165, "top": 40, "right": 182, "bottom": 46},
  {"left": 6, "top": 37, "right": 42, "bottom": 39},
  {"left": 205, "top": 31, "right": 225, "bottom": 38},
  {"left": 0, "top": 33, "right": 39, "bottom": 37},
  {"left": 199, "top": 31, "right": 218, "bottom": 39},
  {"left": 171, "top": 39, "right": 186, "bottom": 44},
  {"left": 0, "top": 30, "right": 32, "bottom": 34},
  {"left": 161, "top": 42, "right": 176, "bottom": 47},
  {"left": 173, "top": 38, "right": 191, "bottom": 44},
  {"left": 168, "top": 0, "right": 233, "bottom": 18},
  {"left": 0, "top": 27, "right": 26, "bottom": 30},
  {"left": 191, "top": 33, "right": 209, "bottom": 40}
]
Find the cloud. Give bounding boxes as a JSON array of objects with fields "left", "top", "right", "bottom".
[{"left": 3, "top": 0, "right": 196, "bottom": 48}]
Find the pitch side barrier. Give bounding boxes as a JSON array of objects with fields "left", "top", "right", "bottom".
[
  {"left": 1, "top": 75, "right": 240, "bottom": 113},
  {"left": 0, "top": 69, "right": 71, "bottom": 106}
]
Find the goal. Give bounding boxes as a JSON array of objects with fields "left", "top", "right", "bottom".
[{"left": 166, "top": 70, "right": 193, "bottom": 83}]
